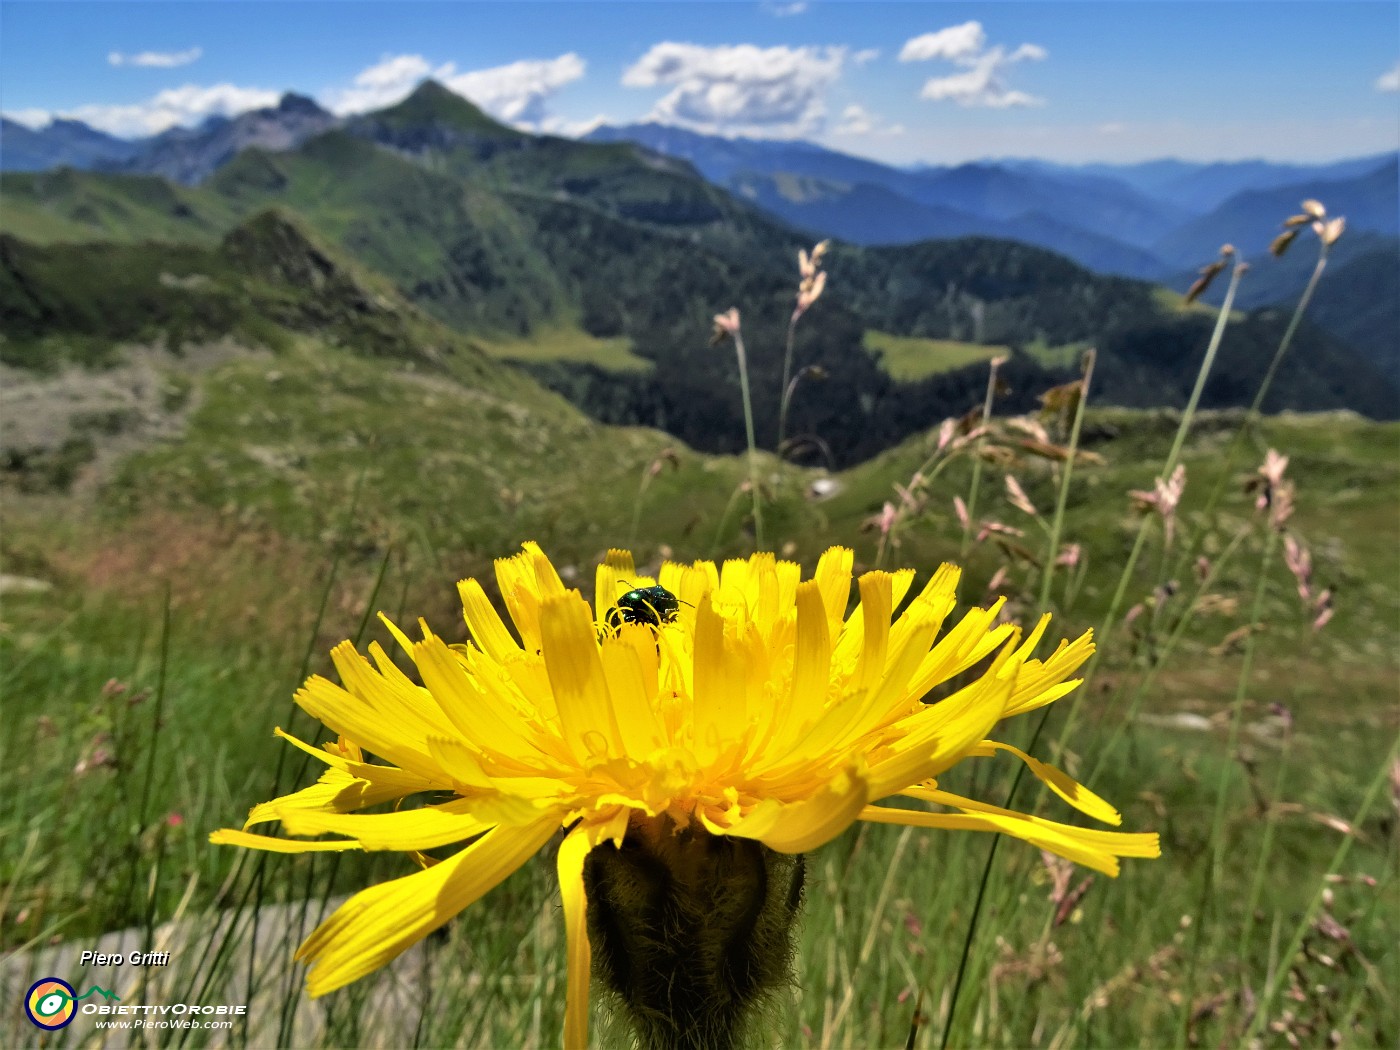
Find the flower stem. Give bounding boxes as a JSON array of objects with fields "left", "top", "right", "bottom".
[
  {"left": 1083, "top": 261, "right": 1246, "bottom": 680},
  {"left": 778, "top": 316, "right": 798, "bottom": 449},
  {"left": 1199, "top": 244, "right": 1330, "bottom": 520},
  {"left": 959, "top": 359, "right": 1002, "bottom": 559},
  {"left": 1176, "top": 524, "right": 1276, "bottom": 1047},
  {"left": 1037, "top": 349, "right": 1095, "bottom": 615},
  {"left": 1240, "top": 733, "right": 1398, "bottom": 1043},
  {"left": 733, "top": 330, "right": 766, "bottom": 549}
]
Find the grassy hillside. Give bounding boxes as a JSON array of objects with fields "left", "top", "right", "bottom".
[
  {"left": 2, "top": 92, "right": 1396, "bottom": 473},
  {"left": 2, "top": 394, "right": 1395, "bottom": 1048},
  {"left": 862, "top": 330, "right": 1006, "bottom": 381}
]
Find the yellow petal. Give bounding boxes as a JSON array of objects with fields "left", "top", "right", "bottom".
[
  {"left": 458, "top": 578, "right": 523, "bottom": 662},
  {"left": 970, "top": 741, "right": 1121, "bottom": 825},
  {"left": 758, "top": 580, "right": 831, "bottom": 761},
  {"left": 540, "top": 592, "right": 622, "bottom": 760},
  {"left": 727, "top": 768, "right": 869, "bottom": 853},
  {"left": 244, "top": 768, "right": 421, "bottom": 829},
  {"left": 278, "top": 797, "right": 501, "bottom": 850},
  {"left": 594, "top": 548, "right": 637, "bottom": 623},
  {"left": 1002, "top": 630, "right": 1095, "bottom": 716},
  {"left": 330, "top": 641, "right": 455, "bottom": 739},
  {"left": 599, "top": 633, "right": 666, "bottom": 755},
  {"left": 859, "top": 804, "right": 1159, "bottom": 876},
  {"left": 904, "top": 603, "right": 1016, "bottom": 702},
  {"left": 814, "top": 546, "right": 854, "bottom": 628},
  {"left": 298, "top": 817, "right": 557, "bottom": 997},
  {"left": 555, "top": 809, "right": 627, "bottom": 1050},
  {"left": 295, "top": 677, "right": 445, "bottom": 786},
  {"left": 413, "top": 634, "right": 536, "bottom": 756},
  {"left": 865, "top": 665, "right": 1015, "bottom": 799},
  {"left": 853, "top": 572, "right": 893, "bottom": 694},
  {"left": 210, "top": 828, "right": 362, "bottom": 853},
  {"left": 692, "top": 593, "right": 748, "bottom": 765}
]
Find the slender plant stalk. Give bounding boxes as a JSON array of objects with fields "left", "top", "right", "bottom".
[
  {"left": 1077, "top": 524, "right": 1251, "bottom": 780},
  {"left": 1199, "top": 244, "right": 1331, "bottom": 521},
  {"left": 1103, "top": 262, "right": 1245, "bottom": 619},
  {"left": 1241, "top": 732, "right": 1399, "bottom": 1044},
  {"left": 1163, "top": 261, "right": 1247, "bottom": 474},
  {"left": 959, "top": 358, "right": 1003, "bottom": 558},
  {"left": 822, "top": 826, "right": 915, "bottom": 1046},
  {"left": 1237, "top": 711, "right": 1295, "bottom": 963},
  {"left": 1037, "top": 349, "right": 1096, "bottom": 613},
  {"left": 778, "top": 316, "right": 799, "bottom": 448},
  {"left": 732, "top": 329, "right": 766, "bottom": 548},
  {"left": 1175, "top": 525, "right": 1277, "bottom": 1047},
  {"left": 941, "top": 355, "right": 1097, "bottom": 1045},
  {"left": 628, "top": 464, "right": 654, "bottom": 548}
]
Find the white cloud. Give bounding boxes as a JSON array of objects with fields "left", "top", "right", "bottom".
[
  {"left": 1097, "top": 122, "right": 1126, "bottom": 136},
  {"left": 442, "top": 53, "right": 586, "bottom": 127},
  {"left": 108, "top": 46, "right": 202, "bottom": 68},
  {"left": 324, "top": 52, "right": 585, "bottom": 130},
  {"left": 17, "top": 83, "right": 279, "bottom": 137},
  {"left": 900, "top": 22, "right": 1046, "bottom": 108},
  {"left": 545, "top": 112, "right": 612, "bottom": 138},
  {"left": 3, "top": 108, "right": 52, "bottom": 129},
  {"left": 622, "top": 42, "right": 846, "bottom": 136},
  {"left": 852, "top": 48, "right": 880, "bottom": 66},
  {"left": 832, "top": 103, "right": 903, "bottom": 137},
  {"left": 323, "top": 54, "right": 447, "bottom": 114},
  {"left": 899, "top": 22, "right": 986, "bottom": 63},
  {"left": 1377, "top": 61, "right": 1400, "bottom": 92},
  {"left": 762, "top": 1, "right": 808, "bottom": 15}
]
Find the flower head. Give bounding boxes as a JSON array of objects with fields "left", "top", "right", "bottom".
[{"left": 213, "top": 543, "right": 1158, "bottom": 1047}]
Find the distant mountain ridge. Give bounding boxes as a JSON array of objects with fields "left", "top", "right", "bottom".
[
  {"left": 97, "top": 94, "right": 340, "bottom": 185},
  {"left": 7, "top": 103, "right": 1391, "bottom": 289},
  {"left": 2, "top": 94, "right": 340, "bottom": 187},
  {"left": 2, "top": 79, "right": 1396, "bottom": 468},
  {"left": 1, "top": 117, "right": 142, "bottom": 171}
]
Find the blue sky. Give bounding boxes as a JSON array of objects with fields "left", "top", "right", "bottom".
[{"left": 2, "top": 1, "right": 1397, "bottom": 164}]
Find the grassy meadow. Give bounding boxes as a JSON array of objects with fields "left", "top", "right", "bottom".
[
  {"left": 2, "top": 320, "right": 1397, "bottom": 1048},
  {"left": 0, "top": 141, "right": 1395, "bottom": 1046}
]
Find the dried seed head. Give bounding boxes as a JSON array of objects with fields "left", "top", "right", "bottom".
[
  {"left": 1039, "top": 379, "right": 1083, "bottom": 417},
  {"left": 935, "top": 417, "right": 957, "bottom": 452},
  {"left": 1185, "top": 259, "right": 1226, "bottom": 304},
  {"left": 1301, "top": 199, "right": 1326, "bottom": 219},
  {"left": 1284, "top": 214, "right": 1312, "bottom": 228},
  {"left": 1005, "top": 475, "right": 1039, "bottom": 517},
  {"left": 1320, "top": 216, "right": 1346, "bottom": 246},
  {"left": 795, "top": 269, "right": 827, "bottom": 317},
  {"left": 711, "top": 307, "right": 741, "bottom": 344},
  {"left": 1270, "top": 228, "right": 1301, "bottom": 258}
]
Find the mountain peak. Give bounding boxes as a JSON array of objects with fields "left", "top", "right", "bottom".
[
  {"left": 276, "top": 92, "right": 327, "bottom": 117},
  {"left": 372, "top": 79, "right": 519, "bottom": 138}
]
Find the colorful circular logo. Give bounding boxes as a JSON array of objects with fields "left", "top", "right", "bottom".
[{"left": 25, "top": 978, "right": 77, "bottom": 1030}]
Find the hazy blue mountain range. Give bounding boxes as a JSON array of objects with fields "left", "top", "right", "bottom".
[
  {"left": 1151, "top": 158, "right": 1400, "bottom": 269},
  {"left": 0, "top": 117, "right": 142, "bottom": 171},
  {"left": 97, "top": 94, "right": 340, "bottom": 185},
  {"left": 585, "top": 123, "right": 1396, "bottom": 292},
  {"left": 3, "top": 80, "right": 1396, "bottom": 468},
  {"left": 1064, "top": 154, "right": 1398, "bottom": 213}
]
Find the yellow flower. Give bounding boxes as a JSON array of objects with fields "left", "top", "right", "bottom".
[{"left": 213, "top": 543, "right": 1159, "bottom": 1047}]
